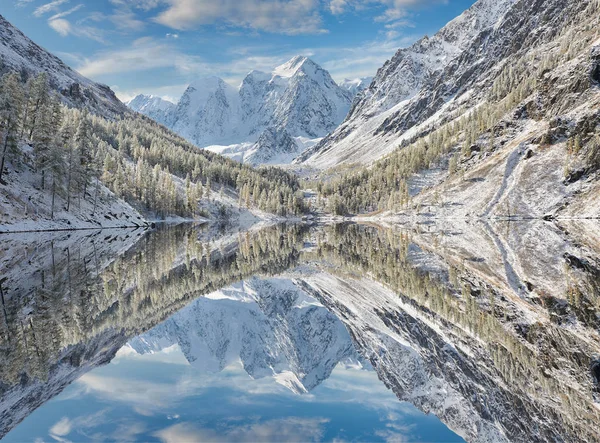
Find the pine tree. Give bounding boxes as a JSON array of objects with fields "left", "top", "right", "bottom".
[
  {"left": 25, "top": 73, "right": 49, "bottom": 140},
  {"left": 0, "top": 73, "right": 24, "bottom": 184},
  {"left": 31, "top": 89, "right": 55, "bottom": 190},
  {"left": 205, "top": 177, "right": 211, "bottom": 199},
  {"left": 74, "top": 110, "right": 93, "bottom": 198},
  {"left": 47, "top": 98, "right": 65, "bottom": 219},
  {"left": 61, "top": 121, "right": 76, "bottom": 212}
]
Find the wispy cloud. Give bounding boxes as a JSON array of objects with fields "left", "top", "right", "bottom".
[
  {"left": 154, "top": 418, "right": 330, "bottom": 443},
  {"left": 33, "top": 0, "right": 70, "bottom": 17},
  {"left": 76, "top": 37, "right": 202, "bottom": 78},
  {"left": 109, "top": 0, "right": 164, "bottom": 11},
  {"left": 15, "top": 0, "right": 35, "bottom": 7},
  {"left": 48, "top": 18, "right": 72, "bottom": 36},
  {"left": 33, "top": 1, "right": 107, "bottom": 42},
  {"left": 48, "top": 410, "right": 110, "bottom": 442},
  {"left": 328, "top": 0, "right": 447, "bottom": 28},
  {"left": 48, "top": 17, "right": 106, "bottom": 42},
  {"left": 49, "top": 4, "right": 83, "bottom": 20}
]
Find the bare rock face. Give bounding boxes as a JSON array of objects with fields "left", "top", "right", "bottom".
[{"left": 591, "top": 46, "right": 600, "bottom": 84}]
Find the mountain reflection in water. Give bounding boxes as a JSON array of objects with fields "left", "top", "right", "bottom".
[{"left": 1, "top": 220, "right": 599, "bottom": 442}]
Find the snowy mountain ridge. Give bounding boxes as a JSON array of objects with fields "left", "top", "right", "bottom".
[
  {"left": 128, "top": 56, "right": 354, "bottom": 165},
  {"left": 126, "top": 95, "right": 175, "bottom": 126},
  {"left": 0, "top": 14, "right": 129, "bottom": 118},
  {"left": 297, "top": 0, "right": 520, "bottom": 167},
  {"left": 339, "top": 77, "right": 373, "bottom": 97}
]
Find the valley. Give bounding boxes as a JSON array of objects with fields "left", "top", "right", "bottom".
[{"left": 1, "top": 1, "right": 600, "bottom": 441}]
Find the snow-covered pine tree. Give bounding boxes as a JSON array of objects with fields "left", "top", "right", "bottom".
[
  {"left": 47, "top": 95, "right": 66, "bottom": 218},
  {"left": 25, "top": 73, "right": 49, "bottom": 140},
  {"left": 0, "top": 72, "right": 24, "bottom": 185},
  {"left": 74, "top": 109, "right": 93, "bottom": 199},
  {"left": 31, "top": 87, "right": 56, "bottom": 190}
]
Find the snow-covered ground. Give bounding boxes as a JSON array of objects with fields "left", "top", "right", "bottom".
[{"left": 0, "top": 149, "right": 146, "bottom": 233}]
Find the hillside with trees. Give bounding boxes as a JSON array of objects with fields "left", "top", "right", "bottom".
[
  {"left": 312, "top": 0, "right": 600, "bottom": 219},
  {"left": 0, "top": 71, "right": 307, "bottom": 231}
]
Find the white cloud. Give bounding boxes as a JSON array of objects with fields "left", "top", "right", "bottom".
[
  {"left": 48, "top": 17, "right": 105, "bottom": 42},
  {"left": 110, "top": 9, "right": 146, "bottom": 31},
  {"left": 38, "top": 2, "right": 106, "bottom": 42},
  {"left": 109, "top": 0, "right": 164, "bottom": 11},
  {"left": 154, "top": 418, "right": 330, "bottom": 443},
  {"left": 33, "top": 0, "right": 69, "bottom": 17},
  {"left": 154, "top": 0, "right": 326, "bottom": 35},
  {"left": 49, "top": 417, "right": 72, "bottom": 437},
  {"left": 15, "top": 0, "right": 35, "bottom": 7},
  {"left": 49, "top": 4, "right": 83, "bottom": 20},
  {"left": 76, "top": 38, "right": 202, "bottom": 78},
  {"left": 48, "top": 18, "right": 71, "bottom": 36},
  {"left": 328, "top": 0, "right": 447, "bottom": 27},
  {"left": 329, "top": 0, "right": 348, "bottom": 14},
  {"left": 48, "top": 410, "right": 109, "bottom": 442}
]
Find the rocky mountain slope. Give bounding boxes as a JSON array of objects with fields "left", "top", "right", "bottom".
[
  {"left": 129, "top": 56, "right": 353, "bottom": 165},
  {"left": 298, "top": 0, "right": 599, "bottom": 172},
  {"left": 0, "top": 15, "right": 129, "bottom": 118}
]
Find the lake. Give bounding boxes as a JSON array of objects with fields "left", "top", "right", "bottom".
[{"left": 1, "top": 220, "right": 599, "bottom": 442}]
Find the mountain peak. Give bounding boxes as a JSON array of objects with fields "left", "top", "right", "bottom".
[
  {"left": 340, "top": 77, "right": 373, "bottom": 96},
  {"left": 187, "top": 75, "right": 230, "bottom": 91},
  {"left": 273, "top": 56, "right": 318, "bottom": 78},
  {"left": 128, "top": 94, "right": 174, "bottom": 106}
]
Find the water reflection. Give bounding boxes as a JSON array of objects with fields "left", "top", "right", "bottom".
[{"left": 1, "top": 220, "right": 600, "bottom": 442}]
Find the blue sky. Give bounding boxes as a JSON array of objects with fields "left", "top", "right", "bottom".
[
  {"left": 4, "top": 344, "right": 464, "bottom": 442},
  {"left": 4, "top": 0, "right": 476, "bottom": 102}
]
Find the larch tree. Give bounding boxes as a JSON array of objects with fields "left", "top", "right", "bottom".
[{"left": 0, "top": 72, "right": 24, "bottom": 185}]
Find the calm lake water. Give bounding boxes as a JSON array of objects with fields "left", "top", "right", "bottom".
[{"left": 1, "top": 221, "right": 599, "bottom": 442}]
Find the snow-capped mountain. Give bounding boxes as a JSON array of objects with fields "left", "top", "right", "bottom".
[
  {"left": 128, "top": 278, "right": 360, "bottom": 394},
  {"left": 126, "top": 94, "right": 175, "bottom": 126},
  {"left": 299, "top": 0, "right": 562, "bottom": 168},
  {"left": 128, "top": 56, "right": 353, "bottom": 165},
  {"left": 339, "top": 77, "right": 373, "bottom": 97},
  {"left": 0, "top": 14, "right": 129, "bottom": 118}
]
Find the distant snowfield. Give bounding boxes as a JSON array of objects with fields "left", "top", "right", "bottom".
[{"left": 204, "top": 136, "right": 322, "bottom": 165}]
